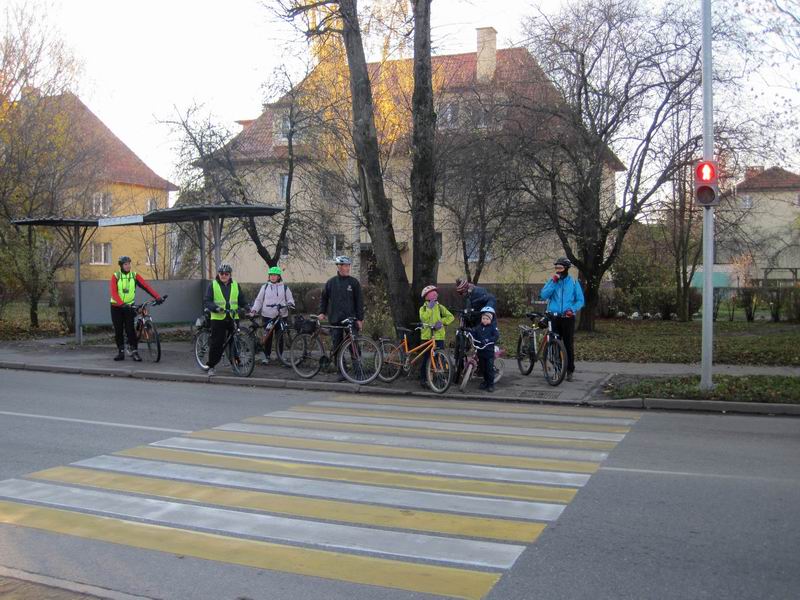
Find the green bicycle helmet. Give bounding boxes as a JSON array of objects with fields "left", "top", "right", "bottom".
[{"left": 268, "top": 266, "right": 282, "bottom": 276}]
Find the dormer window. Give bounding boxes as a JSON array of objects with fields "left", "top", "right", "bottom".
[{"left": 741, "top": 194, "right": 753, "bottom": 210}]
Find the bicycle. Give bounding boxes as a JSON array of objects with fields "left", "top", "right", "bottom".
[
  {"left": 451, "top": 307, "right": 480, "bottom": 384},
  {"left": 458, "top": 330, "right": 505, "bottom": 392},
  {"left": 289, "top": 317, "right": 382, "bottom": 384},
  {"left": 193, "top": 308, "right": 256, "bottom": 377},
  {"left": 247, "top": 303, "right": 295, "bottom": 367},
  {"left": 378, "top": 323, "right": 453, "bottom": 393},
  {"left": 516, "top": 311, "right": 568, "bottom": 386},
  {"left": 132, "top": 294, "right": 167, "bottom": 362}
]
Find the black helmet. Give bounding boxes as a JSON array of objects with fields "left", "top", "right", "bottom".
[
  {"left": 217, "top": 264, "right": 233, "bottom": 274},
  {"left": 554, "top": 256, "right": 572, "bottom": 268},
  {"left": 118, "top": 255, "right": 131, "bottom": 266}
]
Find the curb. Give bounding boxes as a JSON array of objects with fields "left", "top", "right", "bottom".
[{"left": 2, "top": 362, "right": 796, "bottom": 415}]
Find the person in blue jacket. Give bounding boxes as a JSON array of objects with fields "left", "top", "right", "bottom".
[
  {"left": 471, "top": 306, "right": 500, "bottom": 392},
  {"left": 540, "top": 256, "right": 584, "bottom": 381},
  {"left": 455, "top": 277, "right": 496, "bottom": 326}
]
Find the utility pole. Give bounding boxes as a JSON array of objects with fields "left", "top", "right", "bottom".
[{"left": 700, "top": 0, "right": 715, "bottom": 390}]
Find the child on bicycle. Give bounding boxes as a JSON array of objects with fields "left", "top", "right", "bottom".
[
  {"left": 419, "top": 285, "right": 454, "bottom": 388},
  {"left": 471, "top": 306, "right": 499, "bottom": 392}
]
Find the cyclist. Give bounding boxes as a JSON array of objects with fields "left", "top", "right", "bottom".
[
  {"left": 455, "top": 277, "right": 496, "bottom": 325},
  {"left": 540, "top": 256, "right": 584, "bottom": 381},
  {"left": 418, "top": 285, "right": 454, "bottom": 388},
  {"left": 317, "top": 256, "right": 364, "bottom": 382},
  {"left": 202, "top": 264, "right": 249, "bottom": 376},
  {"left": 250, "top": 265, "right": 295, "bottom": 365},
  {"left": 109, "top": 256, "right": 163, "bottom": 362},
  {"left": 471, "top": 306, "right": 500, "bottom": 392}
]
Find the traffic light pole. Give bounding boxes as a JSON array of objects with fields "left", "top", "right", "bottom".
[{"left": 701, "top": 0, "right": 714, "bottom": 390}]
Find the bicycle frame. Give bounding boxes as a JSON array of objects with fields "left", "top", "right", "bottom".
[{"left": 390, "top": 330, "right": 438, "bottom": 371}]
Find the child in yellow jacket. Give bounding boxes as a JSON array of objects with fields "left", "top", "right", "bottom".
[{"left": 419, "top": 285, "right": 454, "bottom": 387}]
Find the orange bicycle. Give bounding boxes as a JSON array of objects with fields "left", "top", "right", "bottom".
[{"left": 378, "top": 323, "right": 453, "bottom": 393}]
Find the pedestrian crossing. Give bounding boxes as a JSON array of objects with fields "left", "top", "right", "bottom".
[{"left": 0, "top": 394, "right": 640, "bottom": 600}]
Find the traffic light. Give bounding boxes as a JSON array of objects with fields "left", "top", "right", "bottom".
[{"left": 694, "top": 160, "right": 719, "bottom": 206}]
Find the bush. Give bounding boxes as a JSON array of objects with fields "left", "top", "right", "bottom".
[
  {"left": 739, "top": 287, "right": 761, "bottom": 322},
  {"left": 787, "top": 288, "right": 800, "bottom": 323}
]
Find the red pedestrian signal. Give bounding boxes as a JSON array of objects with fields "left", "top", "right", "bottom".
[{"left": 694, "top": 160, "right": 719, "bottom": 206}]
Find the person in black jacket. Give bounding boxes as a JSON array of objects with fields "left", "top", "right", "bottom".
[
  {"left": 201, "top": 264, "right": 249, "bottom": 376},
  {"left": 318, "top": 256, "right": 364, "bottom": 380},
  {"left": 471, "top": 306, "right": 500, "bottom": 392},
  {"left": 455, "top": 277, "right": 497, "bottom": 326}
]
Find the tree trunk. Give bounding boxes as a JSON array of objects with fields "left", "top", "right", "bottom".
[
  {"left": 578, "top": 279, "right": 598, "bottom": 332},
  {"left": 339, "top": 0, "right": 415, "bottom": 327},
  {"left": 410, "top": 0, "right": 438, "bottom": 302},
  {"left": 28, "top": 293, "right": 40, "bottom": 329}
]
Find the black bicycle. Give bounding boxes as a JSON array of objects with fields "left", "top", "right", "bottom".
[
  {"left": 516, "top": 311, "right": 567, "bottom": 386},
  {"left": 193, "top": 308, "right": 256, "bottom": 377},
  {"left": 247, "top": 303, "right": 295, "bottom": 367},
  {"left": 132, "top": 295, "right": 167, "bottom": 362}
]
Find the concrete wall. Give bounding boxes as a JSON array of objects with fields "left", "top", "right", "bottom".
[{"left": 78, "top": 279, "right": 205, "bottom": 325}]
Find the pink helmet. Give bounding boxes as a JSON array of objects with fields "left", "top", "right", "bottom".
[{"left": 421, "top": 285, "right": 438, "bottom": 299}]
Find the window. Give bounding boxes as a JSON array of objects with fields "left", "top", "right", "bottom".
[
  {"left": 464, "top": 231, "right": 491, "bottom": 263},
  {"left": 279, "top": 173, "right": 289, "bottom": 202},
  {"left": 471, "top": 104, "right": 489, "bottom": 129},
  {"left": 440, "top": 102, "right": 459, "bottom": 129},
  {"left": 147, "top": 198, "right": 159, "bottom": 212},
  {"left": 326, "top": 233, "right": 345, "bottom": 260},
  {"left": 145, "top": 243, "right": 158, "bottom": 266},
  {"left": 276, "top": 113, "right": 292, "bottom": 140},
  {"left": 280, "top": 235, "right": 290, "bottom": 258},
  {"left": 435, "top": 231, "right": 443, "bottom": 261},
  {"left": 90, "top": 242, "right": 112, "bottom": 265},
  {"left": 795, "top": 193, "right": 800, "bottom": 208},
  {"left": 91, "top": 192, "right": 112, "bottom": 216},
  {"left": 741, "top": 194, "right": 753, "bottom": 210}
]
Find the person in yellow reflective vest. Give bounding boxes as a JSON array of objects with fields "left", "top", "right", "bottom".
[
  {"left": 109, "top": 256, "right": 163, "bottom": 362},
  {"left": 201, "top": 263, "right": 249, "bottom": 376}
]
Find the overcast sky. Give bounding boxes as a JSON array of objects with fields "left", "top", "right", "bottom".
[{"left": 49, "top": 0, "right": 542, "bottom": 187}]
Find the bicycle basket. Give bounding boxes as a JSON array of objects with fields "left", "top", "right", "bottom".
[
  {"left": 294, "top": 315, "right": 317, "bottom": 334},
  {"left": 537, "top": 317, "right": 548, "bottom": 329}
]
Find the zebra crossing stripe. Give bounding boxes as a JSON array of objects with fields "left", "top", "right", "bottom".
[
  {"left": 189, "top": 427, "right": 601, "bottom": 473},
  {"left": 244, "top": 416, "right": 619, "bottom": 450},
  {"left": 0, "top": 500, "right": 501, "bottom": 600},
  {"left": 115, "top": 446, "right": 578, "bottom": 503},
  {"left": 30, "top": 466, "right": 546, "bottom": 542}
]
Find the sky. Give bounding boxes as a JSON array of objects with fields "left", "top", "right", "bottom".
[{"left": 46, "top": 0, "right": 543, "bottom": 189}]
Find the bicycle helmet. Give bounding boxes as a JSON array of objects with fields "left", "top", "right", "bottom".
[
  {"left": 217, "top": 264, "right": 233, "bottom": 274},
  {"left": 268, "top": 266, "right": 282, "bottom": 275},
  {"left": 334, "top": 255, "right": 352, "bottom": 265},
  {"left": 455, "top": 277, "right": 470, "bottom": 294},
  {"left": 117, "top": 255, "right": 131, "bottom": 266},
  {"left": 420, "top": 285, "right": 438, "bottom": 299},
  {"left": 554, "top": 256, "right": 572, "bottom": 268},
  {"left": 480, "top": 306, "right": 496, "bottom": 316}
]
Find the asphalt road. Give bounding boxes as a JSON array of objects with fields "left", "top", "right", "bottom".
[{"left": 1, "top": 369, "right": 798, "bottom": 600}]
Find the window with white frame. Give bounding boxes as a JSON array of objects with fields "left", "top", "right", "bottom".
[
  {"left": 280, "top": 235, "right": 290, "bottom": 258},
  {"left": 275, "top": 113, "right": 292, "bottom": 141},
  {"left": 90, "top": 242, "right": 112, "bottom": 265},
  {"left": 91, "top": 192, "right": 112, "bottom": 216},
  {"left": 440, "top": 102, "right": 460, "bottom": 129},
  {"left": 147, "top": 198, "right": 159, "bottom": 212},
  {"left": 435, "top": 231, "right": 443, "bottom": 261},
  {"left": 326, "top": 233, "right": 345, "bottom": 260},
  {"left": 741, "top": 194, "right": 753, "bottom": 210},
  {"left": 795, "top": 193, "right": 800, "bottom": 207},
  {"left": 279, "top": 173, "right": 289, "bottom": 202},
  {"left": 464, "top": 231, "right": 490, "bottom": 263},
  {"left": 145, "top": 242, "right": 158, "bottom": 266},
  {"left": 470, "top": 104, "right": 489, "bottom": 129}
]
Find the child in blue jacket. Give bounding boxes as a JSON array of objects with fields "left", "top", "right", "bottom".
[{"left": 471, "top": 306, "right": 500, "bottom": 392}]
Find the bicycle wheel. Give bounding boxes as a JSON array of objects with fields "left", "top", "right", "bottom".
[
  {"left": 459, "top": 361, "right": 474, "bottom": 392},
  {"left": 275, "top": 327, "right": 294, "bottom": 367},
  {"left": 426, "top": 349, "right": 452, "bottom": 394},
  {"left": 139, "top": 321, "right": 161, "bottom": 362},
  {"left": 377, "top": 341, "right": 404, "bottom": 383},
  {"left": 453, "top": 331, "right": 466, "bottom": 383},
  {"left": 338, "top": 335, "right": 382, "bottom": 385},
  {"left": 516, "top": 332, "right": 534, "bottom": 375},
  {"left": 493, "top": 358, "right": 505, "bottom": 384},
  {"left": 229, "top": 331, "right": 255, "bottom": 377},
  {"left": 290, "top": 333, "right": 324, "bottom": 378},
  {"left": 193, "top": 329, "right": 210, "bottom": 369},
  {"left": 542, "top": 338, "right": 567, "bottom": 386}
]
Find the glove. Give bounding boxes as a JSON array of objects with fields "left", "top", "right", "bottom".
[
  {"left": 552, "top": 274, "right": 560, "bottom": 283},
  {"left": 155, "top": 298, "right": 164, "bottom": 305},
  {"left": 427, "top": 300, "right": 436, "bottom": 309},
  {"left": 434, "top": 320, "right": 443, "bottom": 330},
  {"left": 214, "top": 307, "right": 224, "bottom": 313},
  {"left": 566, "top": 309, "right": 575, "bottom": 318}
]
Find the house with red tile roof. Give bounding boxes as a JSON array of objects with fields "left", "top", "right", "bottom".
[
  {"left": 719, "top": 166, "right": 800, "bottom": 285},
  {"left": 217, "top": 28, "right": 624, "bottom": 285}
]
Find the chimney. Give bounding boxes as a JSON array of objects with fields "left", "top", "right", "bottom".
[
  {"left": 745, "top": 165, "right": 764, "bottom": 180},
  {"left": 476, "top": 27, "right": 497, "bottom": 84}
]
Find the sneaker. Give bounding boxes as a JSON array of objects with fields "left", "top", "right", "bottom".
[
  {"left": 200, "top": 364, "right": 210, "bottom": 372},
  {"left": 566, "top": 372, "right": 574, "bottom": 382},
  {"left": 336, "top": 374, "right": 347, "bottom": 383},
  {"left": 114, "top": 350, "right": 125, "bottom": 361},
  {"left": 478, "top": 382, "right": 488, "bottom": 390},
  {"left": 131, "top": 351, "right": 142, "bottom": 362},
  {"left": 420, "top": 380, "right": 429, "bottom": 389},
  {"left": 207, "top": 368, "right": 215, "bottom": 376},
  {"left": 487, "top": 385, "right": 495, "bottom": 393},
  {"left": 260, "top": 357, "right": 270, "bottom": 366}
]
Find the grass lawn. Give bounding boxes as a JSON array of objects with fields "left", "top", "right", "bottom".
[
  {"left": 0, "top": 302, "right": 65, "bottom": 340},
  {"left": 569, "top": 319, "right": 800, "bottom": 366},
  {"left": 605, "top": 374, "right": 800, "bottom": 404}
]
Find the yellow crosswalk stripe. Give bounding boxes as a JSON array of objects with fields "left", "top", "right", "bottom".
[
  {"left": 30, "top": 466, "right": 545, "bottom": 543},
  {"left": 117, "top": 446, "right": 577, "bottom": 503},
  {"left": 337, "top": 394, "right": 641, "bottom": 419},
  {"left": 289, "top": 405, "right": 631, "bottom": 433},
  {"left": 188, "top": 429, "right": 599, "bottom": 474},
  {"left": 244, "top": 416, "right": 619, "bottom": 450},
  {"left": 0, "top": 500, "right": 500, "bottom": 600}
]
